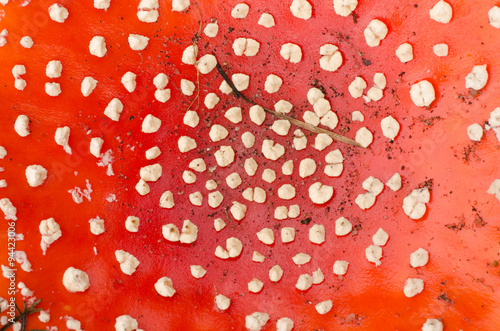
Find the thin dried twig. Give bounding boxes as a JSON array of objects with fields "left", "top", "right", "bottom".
[
  {"left": 215, "top": 63, "right": 363, "bottom": 148},
  {"left": 186, "top": 3, "right": 203, "bottom": 112},
  {"left": 0, "top": 299, "right": 43, "bottom": 331}
]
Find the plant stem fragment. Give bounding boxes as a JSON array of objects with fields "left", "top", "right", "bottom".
[
  {"left": 215, "top": 62, "right": 363, "bottom": 148},
  {"left": 0, "top": 299, "right": 43, "bottom": 331}
]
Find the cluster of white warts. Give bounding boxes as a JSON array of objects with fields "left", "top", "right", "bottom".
[{"left": 2, "top": 0, "right": 500, "bottom": 330}]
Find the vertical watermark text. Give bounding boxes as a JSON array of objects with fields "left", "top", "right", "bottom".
[{"left": 6, "top": 220, "right": 17, "bottom": 323}]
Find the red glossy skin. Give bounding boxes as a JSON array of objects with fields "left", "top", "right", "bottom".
[{"left": 0, "top": 0, "right": 500, "bottom": 330}]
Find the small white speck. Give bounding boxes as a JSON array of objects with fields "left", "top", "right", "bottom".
[{"left": 106, "top": 194, "right": 116, "bottom": 202}]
